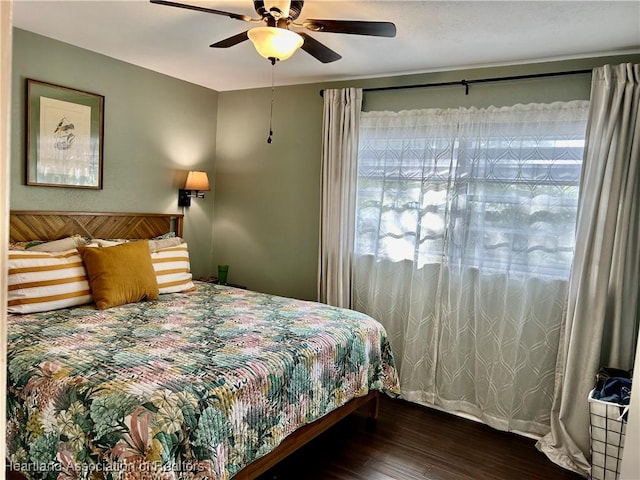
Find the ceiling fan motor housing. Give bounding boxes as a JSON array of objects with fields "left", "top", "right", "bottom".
[
  {"left": 263, "top": 0, "right": 289, "bottom": 18},
  {"left": 258, "top": 0, "right": 303, "bottom": 20}
]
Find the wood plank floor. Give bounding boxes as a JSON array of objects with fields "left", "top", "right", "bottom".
[{"left": 257, "top": 395, "right": 585, "bottom": 480}]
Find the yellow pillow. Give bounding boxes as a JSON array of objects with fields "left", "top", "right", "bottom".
[{"left": 79, "top": 240, "right": 159, "bottom": 310}]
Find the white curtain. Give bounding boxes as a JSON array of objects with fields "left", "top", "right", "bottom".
[
  {"left": 318, "top": 88, "right": 363, "bottom": 307},
  {"left": 537, "top": 63, "right": 640, "bottom": 476},
  {"left": 353, "top": 101, "right": 589, "bottom": 436}
]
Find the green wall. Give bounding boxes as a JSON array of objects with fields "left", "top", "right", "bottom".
[
  {"left": 10, "top": 28, "right": 639, "bottom": 299},
  {"left": 10, "top": 28, "right": 218, "bottom": 276},
  {"left": 214, "top": 83, "right": 324, "bottom": 299},
  {"left": 214, "top": 54, "right": 640, "bottom": 300}
]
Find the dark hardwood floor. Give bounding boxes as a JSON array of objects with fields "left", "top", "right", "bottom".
[{"left": 257, "top": 395, "right": 585, "bottom": 480}]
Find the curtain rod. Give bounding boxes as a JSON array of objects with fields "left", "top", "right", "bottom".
[{"left": 319, "top": 68, "right": 592, "bottom": 97}]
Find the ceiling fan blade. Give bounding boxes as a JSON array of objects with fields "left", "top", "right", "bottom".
[
  {"left": 210, "top": 31, "right": 249, "bottom": 48},
  {"left": 150, "top": 0, "right": 252, "bottom": 22},
  {"left": 299, "top": 33, "right": 341, "bottom": 63},
  {"left": 303, "top": 19, "right": 396, "bottom": 37}
]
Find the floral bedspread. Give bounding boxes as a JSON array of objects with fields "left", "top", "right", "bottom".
[{"left": 6, "top": 282, "right": 400, "bottom": 480}]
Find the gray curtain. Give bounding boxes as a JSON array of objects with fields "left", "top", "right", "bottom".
[
  {"left": 318, "top": 88, "right": 363, "bottom": 307},
  {"left": 537, "top": 63, "right": 640, "bottom": 476}
]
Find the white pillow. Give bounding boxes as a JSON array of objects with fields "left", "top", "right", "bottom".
[
  {"left": 92, "top": 239, "right": 125, "bottom": 247},
  {"left": 27, "top": 236, "right": 87, "bottom": 252},
  {"left": 148, "top": 237, "right": 183, "bottom": 252},
  {"left": 90, "top": 237, "right": 183, "bottom": 251}
]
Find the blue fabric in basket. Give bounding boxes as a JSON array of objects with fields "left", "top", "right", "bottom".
[
  {"left": 592, "top": 367, "right": 632, "bottom": 421},
  {"left": 592, "top": 377, "right": 632, "bottom": 405}
]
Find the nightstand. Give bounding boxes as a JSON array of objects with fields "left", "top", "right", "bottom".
[{"left": 195, "top": 276, "right": 247, "bottom": 289}]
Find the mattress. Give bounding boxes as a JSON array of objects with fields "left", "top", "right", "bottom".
[{"left": 6, "top": 282, "right": 400, "bottom": 479}]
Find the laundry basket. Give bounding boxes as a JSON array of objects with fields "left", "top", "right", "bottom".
[{"left": 588, "top": 389, "right": 628, "bottom": 480}]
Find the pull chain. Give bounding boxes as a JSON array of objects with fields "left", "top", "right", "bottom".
[{"left": 267, "top": 60, "right": 276, "bottom": 144}]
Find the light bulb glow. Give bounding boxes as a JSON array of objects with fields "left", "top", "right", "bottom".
[{"left": 248, "top": 27, "right": 304, "bottom": 61}]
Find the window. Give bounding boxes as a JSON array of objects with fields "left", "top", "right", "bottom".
[{"left": 355, "top": 102, "right": 589, "bottom": 279}]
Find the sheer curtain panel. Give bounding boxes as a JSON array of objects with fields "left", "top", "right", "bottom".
[
  {"left": 353, "top": 101, "right": 589, "bottom": 437},
  {"left": 538, "top": 63, "right": 640, "bottom": 476},
  {"left": 318, "top": 88, "right": 363, "bottom": 307}
]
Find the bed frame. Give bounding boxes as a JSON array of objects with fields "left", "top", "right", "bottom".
[
  {"left": 9, "top": 210, "right": 184, "bottom": 242},
  {"left": 7, "top": 210, "right": 381, "bottom": 480},
  {"left": 234, "top": 390, "right": 378, "bottom": 479}
]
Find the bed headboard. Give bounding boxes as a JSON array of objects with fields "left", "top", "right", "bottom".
[{"left": 9, "top": 211, "right": 184, "bottom": 242}]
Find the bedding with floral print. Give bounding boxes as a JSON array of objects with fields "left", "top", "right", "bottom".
[{"left": 6, "top": 282, "right": 400, "bottom": 480}]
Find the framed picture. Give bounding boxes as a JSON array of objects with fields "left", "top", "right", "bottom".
[{"left": 26, "top": 79, "right": 104, "bottom": 189}]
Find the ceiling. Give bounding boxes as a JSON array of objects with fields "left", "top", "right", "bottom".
[{"left": 12, "top": 0, "right": 640, "bottom": 92}]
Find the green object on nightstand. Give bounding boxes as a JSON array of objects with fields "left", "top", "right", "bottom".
[{"left": 218, "top": 265, "right": 229, "bottom": 285}]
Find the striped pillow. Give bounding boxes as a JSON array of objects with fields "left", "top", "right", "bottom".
[
  {"left": 8, "top": 249, "right": 93, "bottom": 314},
  {"left": 151, "top": 243, "right": 195, "bottom": 294}
]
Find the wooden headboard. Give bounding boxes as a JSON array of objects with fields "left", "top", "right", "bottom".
[{"left": 9, "top": 211, "right": 184, "bottom": 242}]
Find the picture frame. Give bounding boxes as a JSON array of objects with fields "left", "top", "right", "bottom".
[{"left": 26, "top": 79, "right": 104, "bottom": 189}]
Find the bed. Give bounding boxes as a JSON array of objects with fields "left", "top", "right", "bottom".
[{"left": 6, "top": 211, "right": 400, "bottom": 480}]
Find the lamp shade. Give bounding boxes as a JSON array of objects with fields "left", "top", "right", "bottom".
[
  {"left": 184, "top": 171, "right": 210, "bottom": 191},
  {"left": 248, "top": 27, "right": 304, "bottom": 61}
]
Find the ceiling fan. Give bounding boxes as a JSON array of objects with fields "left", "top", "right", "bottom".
[{"left": 150, "top": 0, "right": 396, "bottom": 64}]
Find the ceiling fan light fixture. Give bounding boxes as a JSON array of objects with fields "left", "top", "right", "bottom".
[{"left": 248, "top": 26, "right": 304, "bottom": 62}]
